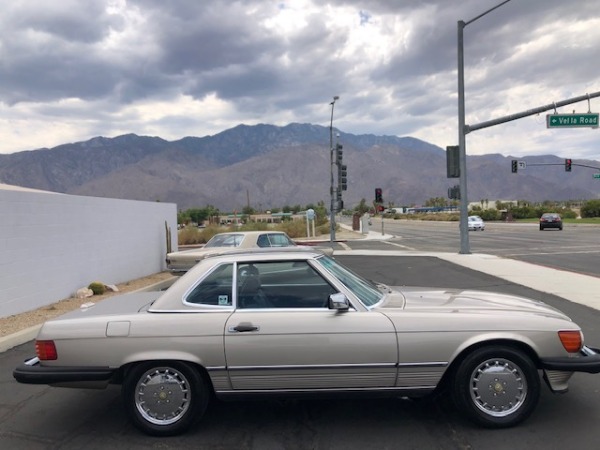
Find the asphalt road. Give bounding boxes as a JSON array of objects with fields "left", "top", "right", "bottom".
[
  {"left": 2, "top": 255, "right": 600, "bottom": 449},
  {"left": 347, "top": 219, "right": 600, "bottom": 278}
]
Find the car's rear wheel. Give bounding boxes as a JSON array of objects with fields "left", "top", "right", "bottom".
[
  {"left": 451, "top": 346, "right": 540, "bottom": 428},
  {"left": 123, "top": 361, "right": 209, "bottom": 436}
]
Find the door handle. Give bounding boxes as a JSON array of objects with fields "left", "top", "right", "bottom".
[{"left": 229, "top": 322, "right": 260, "bottom": 333}]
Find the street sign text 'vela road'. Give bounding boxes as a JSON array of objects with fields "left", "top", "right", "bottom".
[{"left": 547, "top": 113, "right": 599, "bottom": 128}]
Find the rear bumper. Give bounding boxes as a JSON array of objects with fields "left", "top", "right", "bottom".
[
  {"left": 540, "top": 224, "right": 562, "bottom": 229},
  {"left": 13, "top": 357, "right": 117, "bottom": 387},
  {"left": 540, "top": 346, "right": 600, "bottom": 374}
]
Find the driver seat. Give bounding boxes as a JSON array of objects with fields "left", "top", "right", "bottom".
[{"left": 238, "top": 265, "right": 269, "bottom": 308}]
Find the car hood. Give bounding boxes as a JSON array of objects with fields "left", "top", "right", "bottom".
[{"left": 381, "top": 286, "right": 571, "bottom": 321}]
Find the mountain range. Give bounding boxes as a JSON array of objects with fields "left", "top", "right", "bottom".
[{"left": 1, "top": 123, "right": 598, "bottom": 211}]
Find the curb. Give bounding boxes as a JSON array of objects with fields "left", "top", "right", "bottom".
[{"left": 0, "top": 325, "right": 42, "bottom": 353}]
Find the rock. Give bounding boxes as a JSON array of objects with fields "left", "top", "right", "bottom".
[
  {"left": 105, "top": 284, "right": 119, "bottom": 292},
  {"left": 75, "top": 288, "right": 94, "bottom": 299}
]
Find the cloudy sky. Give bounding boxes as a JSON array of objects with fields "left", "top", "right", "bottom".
[{"left": 1, "top": 0, "right": 599, "bottom": 159}]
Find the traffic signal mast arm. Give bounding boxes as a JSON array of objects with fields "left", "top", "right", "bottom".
[
  {"left": 467, "top": 90, "right": 600, "bottom": 134},
  {"left": 510, "top": 159, "right": 600, "bottom": 172}
]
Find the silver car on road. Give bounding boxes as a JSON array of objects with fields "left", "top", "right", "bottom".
[{"left": 14, "top": 248, "right": 600, "bottom": 436}]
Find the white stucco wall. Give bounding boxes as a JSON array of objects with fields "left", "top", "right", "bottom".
[{"left": 0, "top": 186, "right": 178, "bottom": 318}]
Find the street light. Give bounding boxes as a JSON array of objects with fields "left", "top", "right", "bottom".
[
  {"left": 457, "top": 0, "right": 511, "bottom": 254},
  {"left": 329, "top": 95, "right": 339, "bottom": 244}
]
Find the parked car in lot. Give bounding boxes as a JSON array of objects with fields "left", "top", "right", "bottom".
[
  {"left": 540, "top": 213, "right": 563, "bottom": 230},
  {"left": 467, "top": 215, "right": 485, "bottom": 231},
  {"left": 14, "top": 248, "right": 600, "bottom": 436},
  {"left": 165, "top": 231, "right": 299, "bottom": 272}
]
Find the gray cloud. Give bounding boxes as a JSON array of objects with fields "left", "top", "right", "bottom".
[{"left": 0, "top": 0, "right": 598, "bottom": 159}]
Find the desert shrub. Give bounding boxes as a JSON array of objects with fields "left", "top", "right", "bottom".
[
  {"left": 581, "top": 200, "right": 600, "bottom": 218},
  {"left": 477, "top": 209, "right": 500, "bottom": 221},
  {"left": 177, "top": 225, "right": 224, "bottom": 245},
  {"left": 279, "top": 219, "right": 310, "bottom": 238},
  {"left": 88, "top": 281, "right": 106, "bottom": 295},
  {"left": 177, "top": 218, "right": 334, "bottom": 242},
  {"left": 415, "top": 213, "right": 460, "bottom": 222},
  {"left": 236, "top": 221, "right": 269, "bottom": 232},
  {"left": 177, "top": 225, "right": 204, "bottom": 245},
  {"left": 317, "top": 223, "right": 331, "bottom": 235},
  {"left": 561, "top": 209, "right": 578, "bottom": 219}
]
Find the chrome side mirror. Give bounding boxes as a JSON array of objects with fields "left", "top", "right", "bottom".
[{"left": 328, "top": 293, "right": 350, "bottom": 311}]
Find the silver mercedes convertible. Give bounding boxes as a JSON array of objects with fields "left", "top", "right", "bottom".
[{"left": 14, "top": 248, "right": 600, "bottom": 436}]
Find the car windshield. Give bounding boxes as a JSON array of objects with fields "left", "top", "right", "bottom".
[
  {"left": 315, "top": 255, "right": 384, "bottom": 307},
  {"left": 204, "top": 234, "right": 245, "bottom": 248}
]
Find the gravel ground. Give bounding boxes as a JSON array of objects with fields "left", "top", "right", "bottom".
[{"left": 0, "top": 272, "right": 176, "bottom": 337}]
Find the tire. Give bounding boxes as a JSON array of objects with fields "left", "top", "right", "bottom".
[
  {"left": 451, "top": 346, "right": 540, "bottom": 428},
  {"left": 539, "top": 226, "right": 543, "bottom": 231},
  {"left": 123, "top": 361, "right": 209, "bottom": 436}
]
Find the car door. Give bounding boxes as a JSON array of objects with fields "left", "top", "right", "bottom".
[{"left": 223, "top": 260, "right": 398, "bottom": 391}]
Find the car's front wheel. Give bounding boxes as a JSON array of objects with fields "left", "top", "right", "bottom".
[
  {"left": 451, "top": 346, "right": 540, "bottom": 428},
  {"left": 123, "top": 361, "right": 209, "bottom": 436}
]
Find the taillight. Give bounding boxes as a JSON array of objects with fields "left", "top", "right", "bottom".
[
  {"left": 35, "top": 340, "right": 58, "bottom": 360},
  {"left": 558, "top": 330, "right": 583, "bottom": 353}
]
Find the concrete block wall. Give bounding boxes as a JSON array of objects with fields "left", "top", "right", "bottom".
[{"left": 0, "top": 187, "right": 178, "bottom": 318}]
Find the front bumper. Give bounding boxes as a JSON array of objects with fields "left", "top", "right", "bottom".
[
  {"left": 540, "top": 346, "right": 600, "bottom": 374},
  {"left": 13, "top": 357, "right": 117, "bottom": 388}
]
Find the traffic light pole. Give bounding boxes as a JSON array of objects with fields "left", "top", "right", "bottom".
[
  {"left": 457, "top": 19, "right": 469, "bottom": 254},
  {"left": 329, "top": 96, "right": 339, "bottom": 244},
  {"left": 457, "top": 0, "right": 512, "bottom": 254}
]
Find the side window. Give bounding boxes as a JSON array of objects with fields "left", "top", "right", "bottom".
[
  {"left": 237, "top": 261, "right": 337, "bottom": 309},
  {"left": 256, "top": 234, "right": 270, "bottom": 247},
  {"left": 185, "top": 263, "right": 233, "bottom": 306}
]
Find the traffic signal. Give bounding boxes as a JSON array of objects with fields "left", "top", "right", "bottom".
[
  {"left": 338, "top": 164, "right": 347, "bottom": 191},
  {"left": 565, "top": 158, "right": 572, "bottom": 172},
  {"left": 335, "top": 143, "right": 343, "bottom": 164},
  {"left": 446, "top": 145, "right": 460, "bottom": 178},
  {"left": 511, "top": 160, "right": 518, "bottom": 173},
  {"left": 447, "top": 185, "right": 460, "bottom": 200},
  {"left": 375, "top": 188, "right": 383, "bottom": 203}
]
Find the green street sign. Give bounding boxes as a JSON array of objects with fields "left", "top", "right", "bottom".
[
  {"left": 547, "top": 113, "right": 599, "bottom": 128},
  {"left": 593, "top": 173, "right": 600, "bottom": 179}
]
